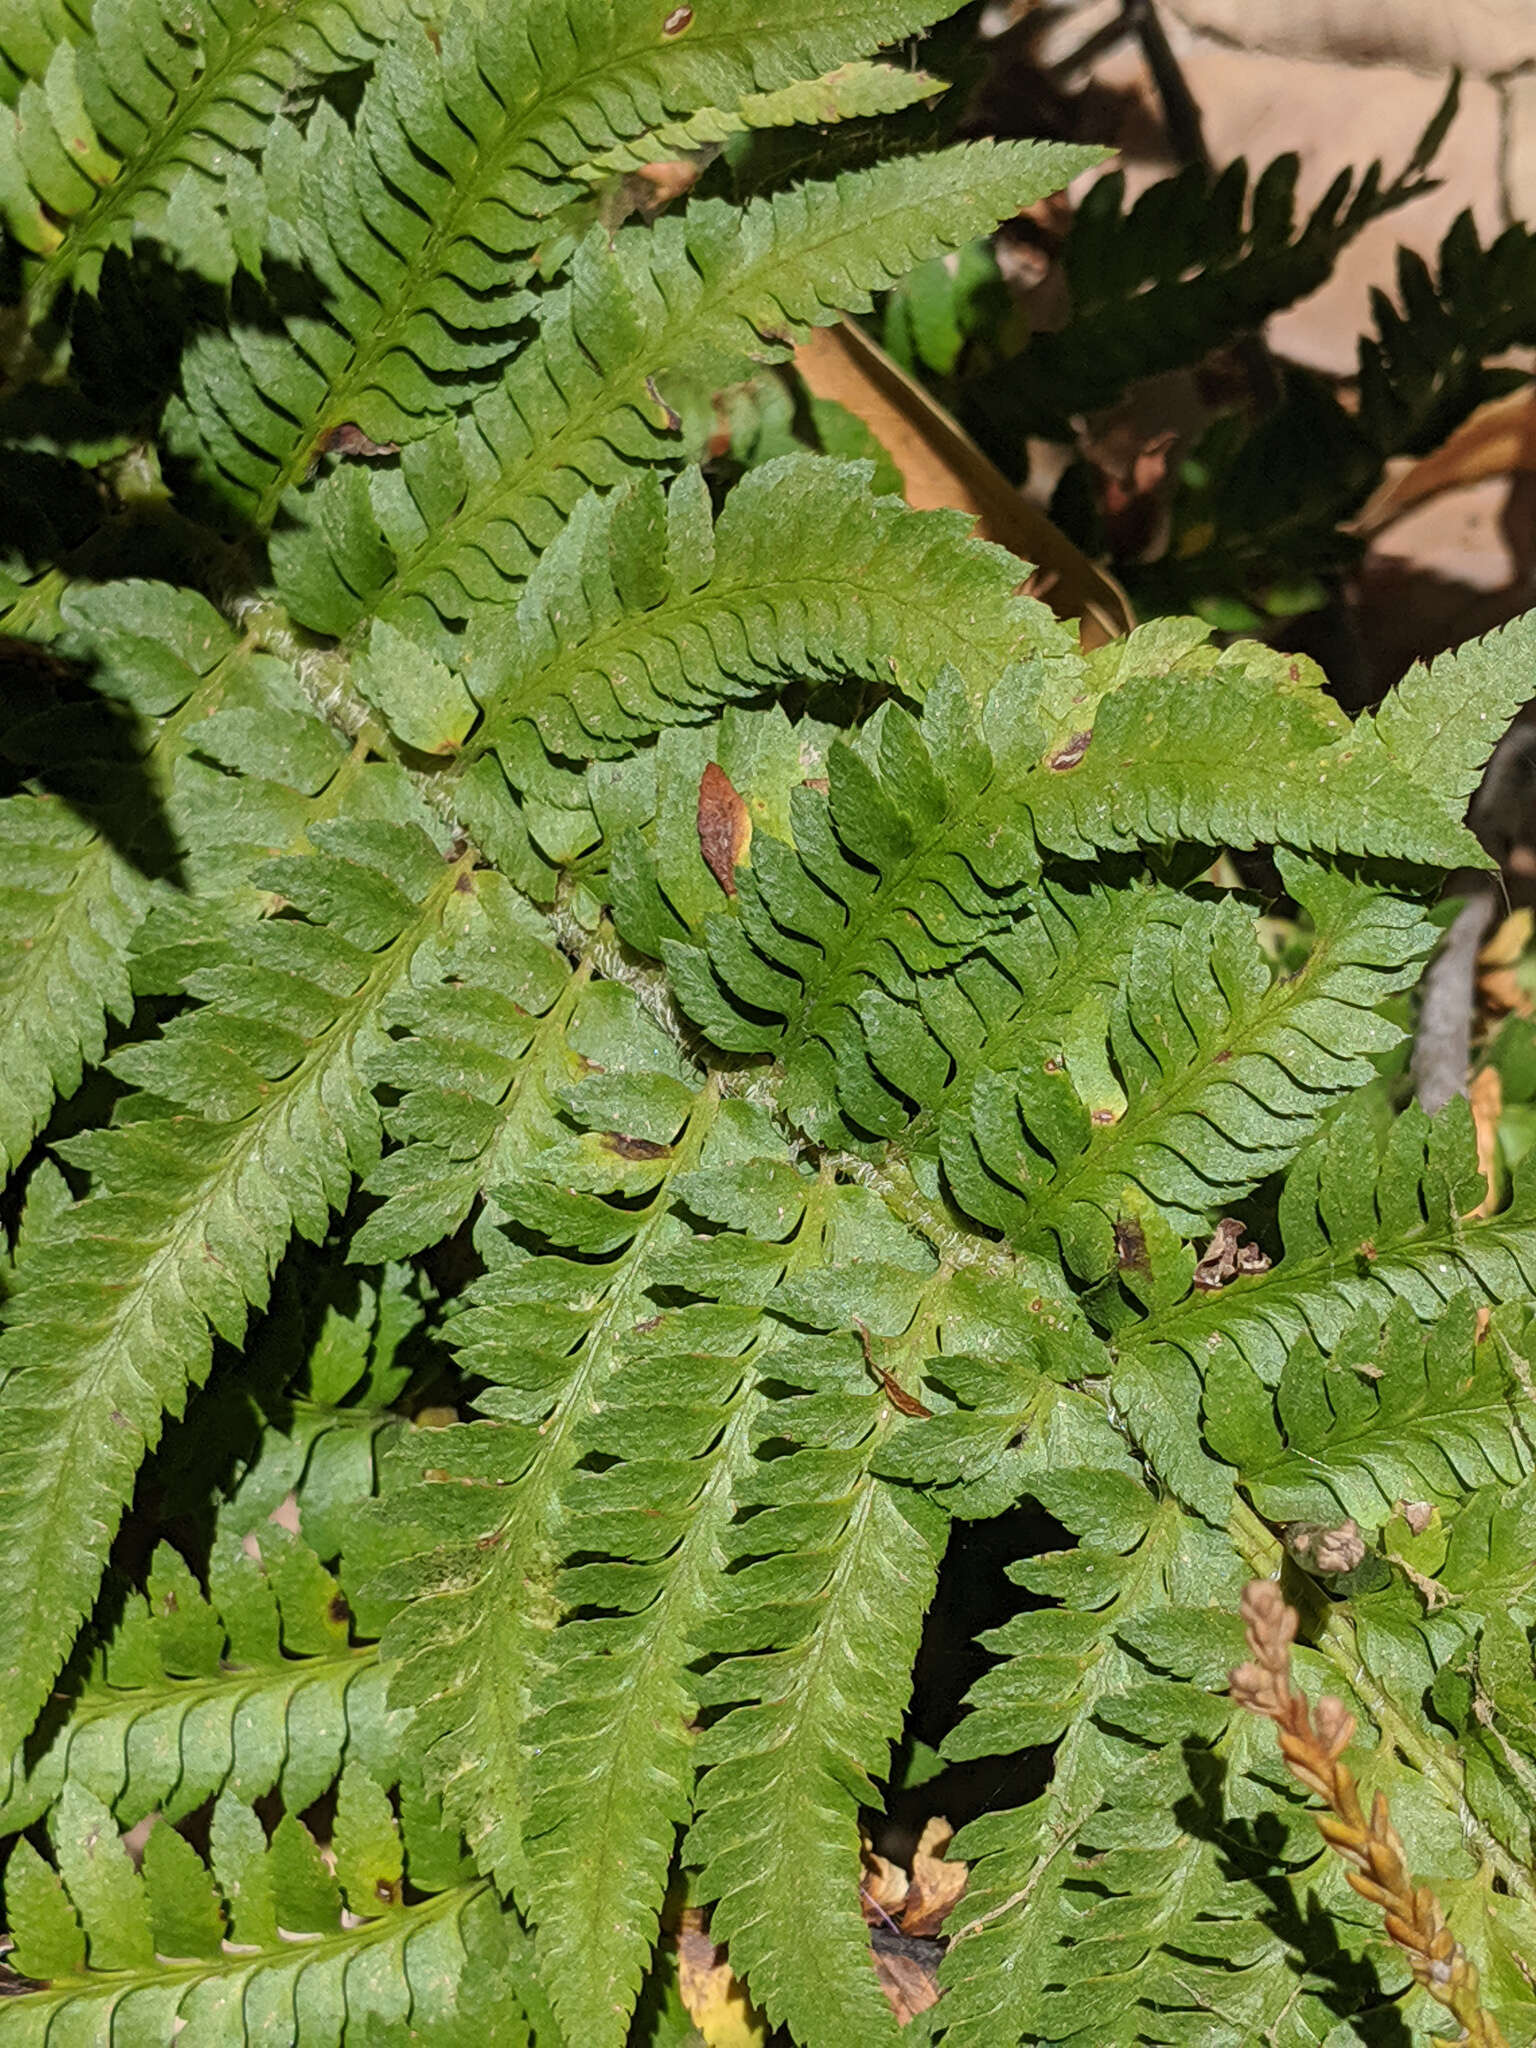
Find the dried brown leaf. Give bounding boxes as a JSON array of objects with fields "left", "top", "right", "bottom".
[
  {"left": 698, "top": 762, "right": 750, "bottom": 896},
  {"left": 900, "top": 1817, "right": 966, "bottom": 1938},
  {"left": 1469, "top": 1064, "right": 1503, "bottom": 1218},
  {"left": 873, "top": 1944, "right": 941, "bottom": 2025}
]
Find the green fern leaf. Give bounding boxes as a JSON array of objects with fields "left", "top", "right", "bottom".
[
  {"left": 947, "top": 860, "right": 1431, "bottom": 1279},
  {"left": 0, "top": 1520, "right": 389, "bottom": 1836},
  {"left": 0, "top": 0, "right": 406, "bottom": 314},
  {"left": 370, "top": 1005, "right": 715, "bottom": 1896},
  {"left": 1205, "top": 1292, "right": 1533, "bottom": 1530},
  {"left": 351, "top": 871, "right": 582, "bottom": 1263},
  {"left": 168, "top": 1, "right": 1014, "bottom": 520},
  {"left": 0, "top": 825, "right": 470, "bottom": 1759},
  {"left": 937, "top": 1480, "right": 1242, "bottom": 2045},
  {"left": 438, "top": 457, "right": 1067, "bottom": 768},
  {"left": 660, "top": 676, "right": 1044, "bottom": 1142},
  {"left": 1127, "top": 1093, "right": 1536, "bottom": 1411},
  {"left": 1024, "top": 620, "right": 1536, "bottom": 872},
  {"left": 0, "top": 793, "right": 148, "bottom": 1172},
  {"left": 0, "top": 581, "right": 343, "bottom": 1173},
  {"left": 688, "top": 1427, "right": 943, "bottom": 2048},
  {"left": 259, "top": 138, "right": 1100, "bottom": 627},
  {"left": 524, "top": 1144, "right": 960, "bottom": 2045},
  {"left": 583, "top": 59, "right": 946, "bottom": 180},
  {"left": 0, "top": 1779, "right": 534, "bottom": 2041}
]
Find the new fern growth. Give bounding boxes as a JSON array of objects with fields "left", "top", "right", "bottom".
[{"left": 3, "top": 4, "right": 1536, "bottom": 2044}]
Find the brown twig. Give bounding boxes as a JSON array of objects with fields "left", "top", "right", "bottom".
[{"left": 1230, "top": 1580, "right": 1509, "bottom": 2046}]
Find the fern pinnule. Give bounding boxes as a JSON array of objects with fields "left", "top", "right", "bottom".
[{"left": 1231, "top": 1578, "right": 1509, "bottom": 2048}]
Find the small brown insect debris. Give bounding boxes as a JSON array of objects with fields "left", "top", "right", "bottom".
[{"left": 1192, "top": 1216, "right": 1270, "bottom": 1291}]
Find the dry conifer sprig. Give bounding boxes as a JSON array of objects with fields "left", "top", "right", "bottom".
[{"left": 1230, "top": 1580, "right": 1509, "bottom": 2047}]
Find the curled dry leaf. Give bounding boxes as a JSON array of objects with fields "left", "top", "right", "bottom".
[
  {"left": 872, "top": 1944, "right": 942, "bottom": 2025},
  {"left": 698, "top": 761, "right": 750, "bottom": 896},
  {"left": 1193, "top": 1217, "right": 1271, "bottom": 1291},
  {"left": 860, "top": 1819, "right": 966, "bottom": 2025},
  {"left": 1351, "top": 385, "right": 1536, "bottom": 541},
  {"left": 1478, "top": 909, "right": 1533, "bottom": 1020},
  {"left": 1469, "top": 1063, "right": 1503, "bottom": 1220},
  {"left": 900, "top": 1817, "right": 968, "bottom": 1938}
]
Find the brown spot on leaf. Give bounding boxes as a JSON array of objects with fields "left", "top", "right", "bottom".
[
  {"left": 1113, "top": 1217, "right": 1147, "bottom": 1272},
  {"left": 317, "top": 421, "right": 400, "bottom": 460},
  {"left": 1045, "top": 729, "right": 1093, "bottom": 772},
  {"left": 697, "top": 761, "right": 750, "bottom": 895},
  {"left": 328, "top": 1593, "right": 352, "bottom": 1627},
  {"left": 855, "top": 1320, "right": 933, "bottom": 1418},
  {"left": 604, "top": 1131, "right": 671, "bottom": 1160},
  {"left": 643, "top": 375, "right": 681, "bottom": 431},
  {"left": 1400, "top": 1501, "right": 1435, "bottom": 1536},
  {"left": 662, "top": 3, "right": 692, "bottom": 31}
]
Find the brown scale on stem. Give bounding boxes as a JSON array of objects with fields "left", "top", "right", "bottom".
[{"left": 1229, "top": 1579, "right": 1508, "bottom": 2047}]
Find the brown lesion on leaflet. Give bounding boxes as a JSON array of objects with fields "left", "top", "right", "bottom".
[
  {"left": 854, "top": 1319, "right": 934, "bottom": 1419},
  {"left": 602, "top": 1132, "right": 671, "bottom": 1160}
]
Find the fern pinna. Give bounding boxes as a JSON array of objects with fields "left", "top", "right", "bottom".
[{"left": 3, "top": 1, "right": 1536, "bottom": 2042}]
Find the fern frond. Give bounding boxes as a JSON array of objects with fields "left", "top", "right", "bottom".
[
  {"left": 0, "top": 1776, "right": 528, "bottom": 2041},
  {"left": 441, "top": 457, "right": 1067, "bottom": 767},
  {"left": 1205, "top": 1293, "right": 1533, "bottom": 1531},
  {"left": 659, "top": 676, "right": 1044, "bottom": 1143},
  {"left": 0, "top": 795, "right": 148, "bottom": 1172},
  {"left": 0, "top": 1526, "right": 385, "bottom": 1836},
  {"left": 0, "top": 0, "right": 405, "bottom": 316},
  {"left": 3, "top": 1252, "right": 434, "bottom": 1840},
  {"left": 947, "top": 860, "right": 1430, "bottom": 1279},
  {"left": 0, "top": 824, "right": 470, "bottom": 1758},
  {"left": 687, "top": 1395, "right": 944, "bottom": 2048},
  {"left": 1129, "top": 1093, "right": 1536, "bottom": 1408},
  {"left": 256, "top": 138, "right": 1099, "bottom": 622},
  {"left": 965, "top": 85, "right": 1453, "bottom": 445},
  {"left": 519, "top": 1132, "right": 826, "bottom": 2045},
  {"left": 350, "top": 870, "right": 582, "bottom": 1263},
  {"left": 1025, "top": 619, "right": 1536, "bottom": 872},
  {"left": 937, "top": 1479, "right": 1243, "bottom": 2045},
  {"left": 370, "top": 1013, "right": 716, "bottom": 1897},
  {"left": 582, "top": 59, "right": 945, "bottom": 181},
  {"left": 0, "top": 582, "right": 347, "bottom": 1174},
  {"left": 250, "top": 1, "right": 969, "bottom": 460}
]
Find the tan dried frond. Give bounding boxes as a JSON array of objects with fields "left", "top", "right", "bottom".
[{"left": 1230, "top": 1580, "right": 1509, "bottom": 2047}]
